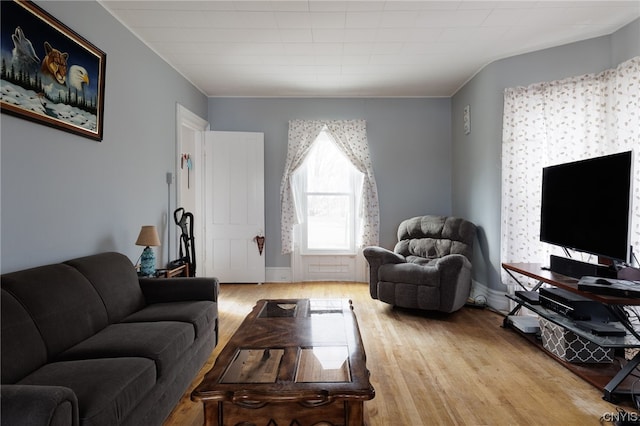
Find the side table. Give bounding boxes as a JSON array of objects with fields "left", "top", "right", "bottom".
[{"left": 156, "top": 264, "right": 190, "bottom": 278}]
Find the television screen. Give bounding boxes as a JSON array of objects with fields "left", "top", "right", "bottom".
[{"left": 540, "top": 151, "right": 632, "bottom": 262}]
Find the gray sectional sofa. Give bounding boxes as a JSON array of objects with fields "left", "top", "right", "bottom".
[{"left": 1, "top": 252, "right": 219, "bottom": 426}]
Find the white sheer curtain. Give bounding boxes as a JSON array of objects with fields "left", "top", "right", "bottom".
[
  {"left": 501, "top": 56, "right": 640, "bottom": 273},
  {"left": 280, "top": 119, "right": 379, "bottom": 254}
]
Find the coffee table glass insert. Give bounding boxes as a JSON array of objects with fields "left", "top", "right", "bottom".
[
  {"left": 258, "top": 301, "right": 298, "bottom": 318},
  {"left": 295, "top": 346, "right": 351, "bottom": 383},
  {"left": 309, "top": 299, "right": 344, "bottom": 315},
  {"left": 220, "top": 349, "right": 285, "bottom": 383}
]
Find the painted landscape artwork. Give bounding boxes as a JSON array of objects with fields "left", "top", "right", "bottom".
[{"left": 0, "top": 0, "right": 106, "bottom": 140}]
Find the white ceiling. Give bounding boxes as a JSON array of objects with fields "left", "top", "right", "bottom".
[{"left": 100, "top": 1, "right": 640, "bottom": 97}]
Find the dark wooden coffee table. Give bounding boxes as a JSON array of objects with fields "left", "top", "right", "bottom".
[{"left": 191, "top": 298, "right": 375, "bottom": 426}]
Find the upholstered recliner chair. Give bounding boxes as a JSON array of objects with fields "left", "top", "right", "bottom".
[{"left": 364, "top": 215, "right": 476, "bottom": 313}]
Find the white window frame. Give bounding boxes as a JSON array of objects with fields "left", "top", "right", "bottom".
[{"left": 295, "top": 131, "right": 362, "bottom": 255}]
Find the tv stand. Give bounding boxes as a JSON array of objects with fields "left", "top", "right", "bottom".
[{"left": 502, "top": 262, "right": 640, "bottom": 402}]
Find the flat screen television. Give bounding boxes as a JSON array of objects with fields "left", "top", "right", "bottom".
[{"left": 540, "top": 150, "right": 633, "bottom": 263}]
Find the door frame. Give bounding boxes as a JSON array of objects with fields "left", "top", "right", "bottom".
[{"left": 175, "top": 104, "right": 209, "bottom": 275}]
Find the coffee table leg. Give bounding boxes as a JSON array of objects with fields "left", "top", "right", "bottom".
[
  {"left": 346, "top": 401, "right": 365, "bottom": 426},
  {"left": 203, "top": 402, "right": 221, "bottom": 426}
]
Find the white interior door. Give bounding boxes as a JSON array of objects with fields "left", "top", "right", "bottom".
[{"left": 204, "top": 131, "right": 265, "bottom": 283}]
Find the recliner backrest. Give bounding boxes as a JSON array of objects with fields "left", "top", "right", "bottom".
[{"left": 394, "top": 215, "right": 476, "bottom": 261}]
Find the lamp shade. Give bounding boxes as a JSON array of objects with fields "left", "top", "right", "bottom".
[{"left": 135, "top": 226, "right": 161, "bottom": 247}]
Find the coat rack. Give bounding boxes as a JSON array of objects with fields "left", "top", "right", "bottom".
[{"left": 181, "top": 153, "right": 192, "bottom": 188}]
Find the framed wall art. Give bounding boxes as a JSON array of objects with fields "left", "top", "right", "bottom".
[{"left": 1, "top": 0, "right": 106, "bottom": 141}]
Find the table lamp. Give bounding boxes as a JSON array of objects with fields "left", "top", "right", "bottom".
[{"left": 135, "top": 225, "right": 161, "bottom": 276}]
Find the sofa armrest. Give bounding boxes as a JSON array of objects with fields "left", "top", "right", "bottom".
[
  {"left": 138, "top": 277, "right": 219, "bottom": 304},
  {"left": 1, "top": 385, "right": 78, "bottom": 426}
]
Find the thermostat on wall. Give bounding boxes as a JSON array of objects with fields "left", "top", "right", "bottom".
[{"left": 463, "top": 105, "right": 471, "bottom": 135}]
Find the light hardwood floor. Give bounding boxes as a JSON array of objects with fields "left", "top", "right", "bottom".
[{"left": 164, "top": 282, "right": 636, "bottom": 426}]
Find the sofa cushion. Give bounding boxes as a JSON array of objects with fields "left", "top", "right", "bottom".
[
  {"left": 65, "top": 252, "right": 146, "bottom": 323},
  {"left": 1, "top": 264, "right": 109, "bottom": 358},
  {"left": 57, "top": 322, "right": 194, "bottom": 377},
  {"left": 1, "top": 290, "right": 48, "bottom": 384},
  {"left": 121, "top": 301, "right": 216, "bottom": 338},
  {"left": 19, "top": 358, "right": 155, "bottom": 426}
]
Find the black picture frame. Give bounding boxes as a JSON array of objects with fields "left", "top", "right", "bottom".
[{"left": 1, "top": 0, "right": 106, "bottom": 141}]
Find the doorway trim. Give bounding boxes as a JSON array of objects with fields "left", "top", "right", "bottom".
[{"left": 175, "top": 104, "right": 209, "bottom": 275}]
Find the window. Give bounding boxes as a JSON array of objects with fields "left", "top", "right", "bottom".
[
  {"left": 280, "top": 119, "right": 379, "bottom": 255},
  {"left": 501, "top": 57, "right": 639, "bottom": 275},
  {"left": 292, "top": 129, "right": 364, "bottom": 254}
]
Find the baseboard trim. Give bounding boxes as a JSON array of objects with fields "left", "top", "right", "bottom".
[
  {"left": 266, "top": 267, "right": 292, "bottom": 283},
  {"left": 470, "top": 280, "right": 509, "bottom": 313}
]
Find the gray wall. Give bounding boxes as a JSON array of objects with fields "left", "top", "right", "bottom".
[
  {"left": 3, "top": 0, "right": 637, "bottom": 281},
  {"left": 1, "top": 1, "right": 208, "bottom": 273},
  {"left": 451, "top": 18, "right": 640, "bottom": 291},
  {"left": 208, "top": 98, "right": 452, "bottom": 268}
]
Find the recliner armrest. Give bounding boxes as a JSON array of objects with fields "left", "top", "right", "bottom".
[
  {"left": 434, "top": 253, "right": 472, "bottom": 270},
  {"left": 363, "top": 246, "right": 407, "bottom": 299},
  {"left": 434, "top": 254, "right": 473, "bottom": 313},
  {"left": 363, "top": 246, "right": 406, "bottom": 265},
  {"left": 1, "top": 385, "right": 79, "bottom": 426},
  {"left": 138, "top": 277, "right": 219, "bottom": 304}
]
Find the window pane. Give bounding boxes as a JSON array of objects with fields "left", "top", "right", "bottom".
[
  {"left": 307, "top": 133, "right": 353, "bottom": 193},
  {"left": 307, "top": 195, "right": 350, "bottom": 250}
]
